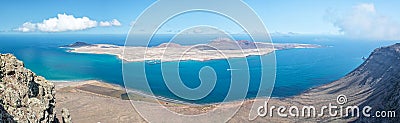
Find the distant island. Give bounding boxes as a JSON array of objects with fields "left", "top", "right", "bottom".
[
  {"left": 60, "top": 41, "right": 95, "bottom": 48},
  {"left": 62, "top": 38, "right": 321, "bottom": 62}
]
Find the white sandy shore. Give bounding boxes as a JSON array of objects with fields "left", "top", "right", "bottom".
[{"left": 65, "top": 42, "right": 320, "bottom": 62}]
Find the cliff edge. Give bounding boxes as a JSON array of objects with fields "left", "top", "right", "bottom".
[
  {"left": 0, "top": 54, "right": 65, "bottom": 122},
  {"left": 287, "top": 43, "right": 400, "bottom": 122},
  {"left": 350, "top": 43, "right": 400, "bottom": 122}
]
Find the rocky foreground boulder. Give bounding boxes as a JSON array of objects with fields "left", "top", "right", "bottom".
[{"left": 0, "top": 54, "right": 70, "bottom": 122}]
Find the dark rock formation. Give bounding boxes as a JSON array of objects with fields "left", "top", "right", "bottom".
[
  {"left": 61, "top": 41, "right": 94, "bottom": 48},
  {"left": 0, "top": 54, "right": 59, "bottom": 122},
  {"left": 61, "top": 108, "right": 71, "bottom": 123},
  {"left": 237, "top": 40, "right": 257, "bottom": 49}
]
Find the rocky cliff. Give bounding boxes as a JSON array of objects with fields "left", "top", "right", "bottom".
[
  {"left": 289, "top": 43, "right": 400, "bottom": 122},
  {"left": 231, "top": 43, "right": 400, "bottom": 122},
  {"left": 350, "top": 43, "right": 400, "bottom": 122},
  {"left": 0, "top": 54, "right": 58, "bottom": 122}
]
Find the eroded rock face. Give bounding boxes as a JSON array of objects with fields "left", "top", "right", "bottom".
[
  {"left": 353, "top": 43, "right": 400, "bottom": 122},
  {"left": 0, "top": 54, "right": 56, "bottom": 122}
]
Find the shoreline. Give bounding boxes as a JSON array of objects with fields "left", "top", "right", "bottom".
[{"left": 63, "top": 41, "right": 321, "bottom": 62}]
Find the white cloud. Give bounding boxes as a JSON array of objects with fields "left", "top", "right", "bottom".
[
  {"left": 328, "top": 3, "right": 400, "bottom": 40},
  {"left": 14, "top": 14, "right": 123, "bottom": 32},
  {"left": 99, "top": 21, "right": 111, "bottom": 27},
  {"left": 14, "top": 22, "right": 36, "bottom": 32},
  {"left": 36, "top": 13, "right": 97, "bottom": 32},
  {"left": 111, "top": 19, "right": 122, "bottom": 26},
  {"left": 355, "top": 3, "right": 375, "bottom": 12},
  {"left": 99, "top": 19, "right": 121, "bottom": 27}
]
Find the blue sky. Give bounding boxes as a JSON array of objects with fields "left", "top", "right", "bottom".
[{"left": 1, "top": 0, "right": 400, "bottom": 39}]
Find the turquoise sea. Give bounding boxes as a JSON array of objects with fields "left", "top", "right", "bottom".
[{"left": 0, "top": 34, "right": 397, "bottom": 104}]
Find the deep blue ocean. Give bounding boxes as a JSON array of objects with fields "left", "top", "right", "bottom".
[{"left": 0, "top": 34, "right": 397, "bottom": 104}]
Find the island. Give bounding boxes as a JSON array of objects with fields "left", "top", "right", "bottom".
[{"left": 62, "top": 38, "right": 321, "bottom": 62}]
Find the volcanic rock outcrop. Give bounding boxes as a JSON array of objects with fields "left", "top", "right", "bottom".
[
  {"left": 0, "top": 54, "right": 60, "bottom": 122},
  {"left": 61, "top": 41, "right": 94, "bottom": 48}
]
